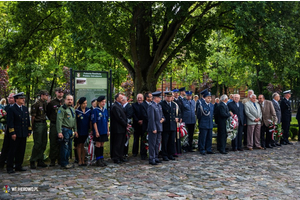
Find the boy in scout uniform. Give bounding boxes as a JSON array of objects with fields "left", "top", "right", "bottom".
[
  {"left": 46, "top": 87, "right": 64, "bottom": 166},
  {"left": 30, "top": 90, "right": 49, "bottom": 169},
  {"left": 56, "top": 94, "right": 78, "bottom": 169},
  {"left": 6, "top": 92, "right": 32, "bottom": 174}
]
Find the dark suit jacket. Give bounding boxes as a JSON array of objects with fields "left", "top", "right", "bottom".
[
  {"left": 227, "top": 101, "right": 246, "bottom": 126},
  {"left": 110, "top": 102, "right": 127, "bottom": 133},
  {"left": 160, "top": 100, "right": 180, "bottom": 132},
  {"left": 123, "top": 103, "right": 133, "bottom": 124},
  {"left": 215, "top": 102, "right": 231, "bottom": 133},
  {"left": 147, "top": 102, "right": 165, "bottom": 133},
  {"left": 280, "top": 98, "right": 291, "bottom": 122},
  {"left": 141, "top": 101, "right": 150, "bottom": 132},
  {"left": 272, "top": 100, "right": 281, "bottom": 124},
  {"left": 7, "top": 104, "right": 31, "bottom": 137},
  {"left": 132, "top": 102, "right": 143, "bottom": 128}
]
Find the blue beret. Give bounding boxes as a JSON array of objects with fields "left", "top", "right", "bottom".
[{"left": 185, "top": 91, "right": 193, "bottom": 96}]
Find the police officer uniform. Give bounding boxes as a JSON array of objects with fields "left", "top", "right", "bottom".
[
  {"left": 46, "top": 87, "right": 64, "bottom": 166},
  {"left": 280, "top": 90, "right": 293, "bottom": 145},
  {"left": 6, "top": 92, "right": 32, "bottom": 174},
  {"left": 147, "top": 91, "right": 165, "bottom": 165},
  {"left": 56, "top": 102, "right": 77, "bottom": 168},
  {"left": 30, "top": 90, "right": 48, "bottom": 169},
  {"left": 181, "top": 91, "right": 196, "bottom": 152},
  {"left": 160, "top": 91, "right": 180, "bottom": 161},
  {"left": 197, "top": 91, "right": 215, "bottom": 155}
]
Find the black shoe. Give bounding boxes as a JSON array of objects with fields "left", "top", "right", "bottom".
[
  {"left": 149, "top": 161, "right": 157, "bottom": 165},
  {"left": 173, "top": 155, "right": 179, "bottom": 157},
  {"left": 200, "top": 152, "right": 206, "bottom": 155},
  {"left": 237, "top": 148, "right": 244, "bottom": 151},
  {"left": 281, "top": 141, "right": 287, "bottom": 145},
  {"left": 120, "top": 158, "right": 128, "bottom": 162},
  {"left": 266, "top": 144, "right": 273, "bottom": 148},
  {"left": 207, "top": 151, "right": 215, "bottom": 154},
  {"left": 231, "top": 149, "right": 237, "bottom": 151},
  {"left": 219, "top": 151, "right": 228, "bottom": 154},
  {"left": 271, "top": 144, "right": 276, "bottom": 147},
  {"left": 37, "top": 161, "right": 47, "bottom": 168},
  {"left": 188, "top": 149, "right": 195, "bottom": 152},
  {"left": 15, "top": 167, "right": 27, "bottom": 172},
  {"left": 49, "top": 162, "right": 55, "bottom": 167},
  {"left": 113, "top": 160, "right": 121, "bottom": 164},
  {"left": 276, "top": 143, "right": 281, "bottom": 146},
  {"left": 30, "top": 161, "right": 36, "bottom": 169},
  {"left": 155, "top": 159, "right": 162, "bottom": 163},
  {"left": 168, "top": 156, "right": 175, "bottom": 160},
  {"left": 133, "top": 154, "right": 137, "bottom": 157},
  {"left": 287, "top": 141, "right": 293, "bottom": 145},
  {"left": 0, "top": 163, "right": 4, "bottom": 169},
  {"left": 141, "top": 156, "right": 147, "bottom": 160},
  {"left": 7, "top": 169, "right": 15, "bottom": 174},
  {"left": 163, "top": 156, "right": 169, "bottom": 161}
]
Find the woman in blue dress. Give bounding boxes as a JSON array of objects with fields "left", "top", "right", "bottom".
[
  {"left": 92, "top": 96, "right": 109, "bottom": 167},
  {"left": 75, "top": 97, "right": 91, "bottom": 166}
]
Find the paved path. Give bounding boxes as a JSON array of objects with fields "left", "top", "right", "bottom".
[{"left": 1, "top": 142, "right": 300, "bottom": 199}]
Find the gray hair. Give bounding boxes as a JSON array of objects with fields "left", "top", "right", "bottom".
[
  {"left": 250, "top": 94, "right": 256, "bottom": 98},
  {"left": 234, "top": 94, "right": 240, "bottom": 98},
  {"left": 272, "top": 92, "right": 279, "bottom": 99},
  {"left": 136, "top": 93, "right": 143, "bottom": 99},
  {"left": 248, "top": 90, "right": 254, "bottom": 94},
  {"left": 122, "top": 95, "right": 128, "bottom": 101},
  {"left": 65, "top": 94, "right": 73, "bottom": 99},
  {"left": 220, "top": 95, "right": 228, "bottom": 102}
]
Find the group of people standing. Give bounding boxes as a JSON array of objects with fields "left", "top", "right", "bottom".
[{"left": 0, "top": 86, "right": 296, "bottom": 172}]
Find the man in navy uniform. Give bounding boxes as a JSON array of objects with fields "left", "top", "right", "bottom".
[
  {"left": 173, "top": 89, "right": 180, "bottom": 105},
  {"left": 227, "top": 94, "right": 246, "bottom": 151},
  {"left": 280, "top": 90, "right": 293, "bottom": 145},
  {"left": 0, "top": 93, "right": 15, "bottom": 169},
  {"left": 6, "top": 92, "right": 32, "bottom": 174},
  {"left": 160, "top": 91, "right": 180, "bottom": 161},
  {"left": 147, "top": 91, "right": 165, "bottom": 165},
  {"left": 196, "top": 89, "right": 207, "bottom": 117},
  {"left": 197, "top": 90, "right": 215, "bottom": 155},
  {"left": 182, "top": 91, "right": 196, "bottom": 152}
]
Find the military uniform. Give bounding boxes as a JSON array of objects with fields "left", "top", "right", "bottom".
[
  {"left": 56, "top": 104, "right": 77, "bottom": 167},
  {"left": 6, "top": 93, "right": 32, "bottom": 173},
  {"left": 160, "top": 92, "right": 181, "bottom": 160},
  {"left": 280, "top": 91, "right": 292, "bottom": 145},
  {"left": 46, "top": 97, "right": 63, "bottom": 165},
  {"left": 30, "top": 93, "right": 48, "bottom": 168}
]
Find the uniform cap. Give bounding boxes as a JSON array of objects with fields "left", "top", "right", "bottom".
[
  {"left": 55, "top": 87, "right": 64, "bottom": 92},
  {"left": 179, "top": 87, "right": 185, "bottom": 92},
  {"left": 97, "top": 96, "right": 105, "bottom": 102},
  {"left": 185, "top": 91, "right": 193, "bottom": 96},
  {"left": 200, "top": 89, "right": 208, "bottom": 95},
  {"left": 91, "top": 98, "right": 97, "bottom": 104},
  {"left": 152, "top": 91, "right": 162, "bottom": 97},
  {"left": 39, "top": 90, "right": 49, "bottom": 96},
  {"left": 283, "top": 90, "right": 292, "bottom": 94},
  {"left": 78, "top": 97, "right": 86, "bottom": 105},
  {"left": 13, "top": 92, "right": 26, "bottom": 99},
  {"left": 164, "top": 91, "right": 173, "bottom": 96},
  {"left": 203, "top": 91, "right": 211, "bottom": 98}
]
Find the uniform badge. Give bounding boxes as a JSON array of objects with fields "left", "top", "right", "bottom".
[
  {"left": 67, "top": 114, "right": 70, "bottom": 119},
  {"left": 99, "top": 113, "right": 102, "bottom": 117},
  {"left": 80, "top": 117, "right": 83, "bottom": 120},
  {"left": 58, "top": 110, "right": 61, "bottom": 114}
]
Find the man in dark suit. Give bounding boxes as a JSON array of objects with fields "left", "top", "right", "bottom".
[
  {"left": 132, "top": 93, "right": 146, "bottom": 158},
  {"left": 140, "top": 92, "right": 152, "bottom": 160},
  {"left": 272, "top": 92, "right": 281, "bottom": 146},
  {"left": 280, "top": 90, "right": 293, "bottom": 145},
  {"left": 6, "top": 92, "right": 32, "bottom": 174},
  {"left": 122, "top": 95, "right": 133, "bottom": 158},
  {"left": 110, "top": 93, "right": 128, "bottom": 164},
  {"left": 177, "top": 87, "right": 186, "bottom": 113},
  {"left": 227, "top": 94, "right": 246, "bottom": 151},
  {"left": 215, "top": 94, "right": 232, "bottom": 154},
  {"left": 0, "top": 93, "right": 15, "bottom": 169},
  {"left": 147, "top": 91, "right": 165, "bottom": 165},
  {"left": 160, "top": 91, "right": 180, "bottom": 161}
]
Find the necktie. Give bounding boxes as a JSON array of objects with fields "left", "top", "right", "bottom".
[
  {"left": 169, "top": 102, "right": 171, "bottom": 107},
  {"left": 236, "top": 103, "right": 239, "bottom": 108},
  {"left": 69, "top": 108, "right": 74, "bottom": 118},
  {"left": 253, "top": 103, "right": 257, "bottom": 110}
]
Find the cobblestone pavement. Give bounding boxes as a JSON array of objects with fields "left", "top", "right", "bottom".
[{"left": 1, "top": 142, "right": 300, "bottom": 199}]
